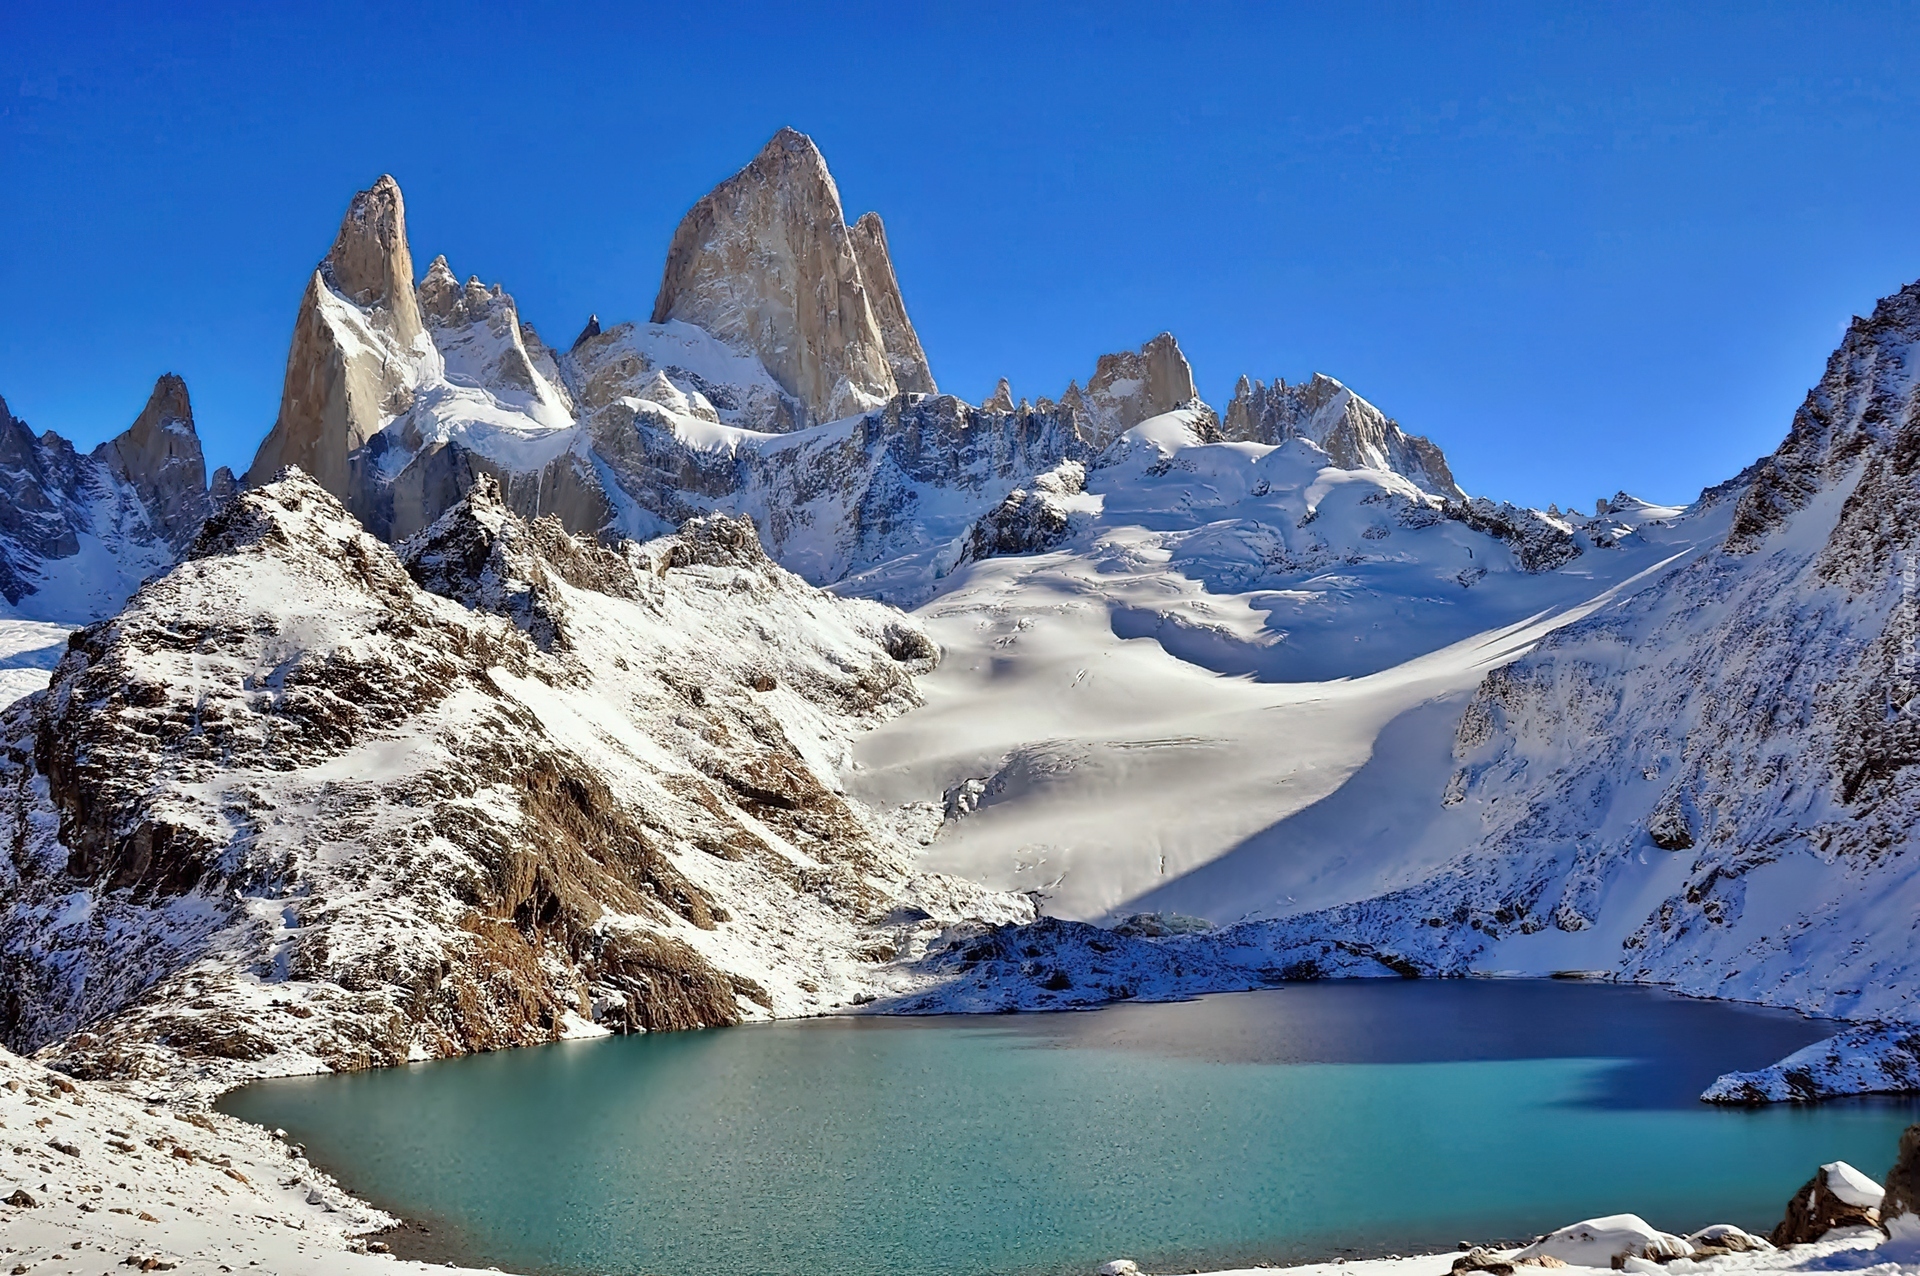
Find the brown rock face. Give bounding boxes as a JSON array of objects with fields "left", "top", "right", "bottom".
[
  {"left": 320, "top": 174, "right": 422, "bottom": 347},
  {"left": 1080, "top": 332, "right": 1203, "bottom": 441},
  {"left": 246, "top": 175, "right": 427, "bottom": 494},
  {"left": 1883, "top": 1124, "right": 1920, "bottom": 1221},
  {"left": 1772, "top": 1163, "right": 1883, "bottom": 1246},
  {"left": 849, "top": 211, "right": 935, "bottom": 396},
  {"left": 97, "top": 374, "right": 212, "bottom": 552},
  {"left": 651, "top": 127, "right": 931, "bottom": 427}
]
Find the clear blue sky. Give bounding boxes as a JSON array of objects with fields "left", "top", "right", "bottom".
[{"left": 4, "top": 2, "right": 1920, "bottom": 508}]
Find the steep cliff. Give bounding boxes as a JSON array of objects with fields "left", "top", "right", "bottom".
[
  {"left": 651, "top": 128, "right": 932, "bottom": 427},
  {"left": 245, "top": 175, "right": 434, "bottom": 495}
]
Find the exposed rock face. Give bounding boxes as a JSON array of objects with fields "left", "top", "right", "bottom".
[
  {"left": 1443, "top": 496, "right": 1582, "bottom": 572},
  {"left": 1884, "top": 1124, "right": 1920, "bottom": 1222},
  {"left": 1224, "top": 372, "right": 1464, "bottom": 500},
  {"left": 0, "top": 470, "right": 1027, "bottom": 1089},
  {"left": 1079, "top": 332, "right": 1204, "bottom": 442},
  {"left": 0, "top": 377, "right": 215, "bottom": 616},
  {"left": 245, "top": 174, "right": 433, "bottom": 495},
  {"left": 652, "top": 128, "right": 932, "bottom": 427},
  {"left": 1772, "top": 1162, "right": 1884, "bottom": 1245},
  {"left": 849, "top": 211, "right": 936, "bottom": 396},
  {"left": 961, "top": 462, "right": 1086, "bottom": 564},
  {"left": 320, "top": 174, "right": 423, "bottom": 346},
  {"left": 97, "top": 374, "right": 212, "bottom": 552}
]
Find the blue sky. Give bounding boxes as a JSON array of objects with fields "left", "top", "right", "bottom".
[{"left": 4, "top": 2, "right": 1919, "bottom": 508}]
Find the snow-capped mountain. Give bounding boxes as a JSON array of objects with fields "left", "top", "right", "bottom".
[
  {"left": 0, "top": 471, "right": 1027, "bottom": 1093},
  {"left": 233, "top": 129, "right": 1477, "bottom": 580},
  {"left": 870, "top": 278, "right": 1920, "bottom": 1102},
  {"left": 9, "top": 123, "right": 1909, "bottom": 1107},
  {"left": 1223, "top": 371, "right": 1464, "bottom": 501},
  {"left": 0, "top": 374, "right": 220, "bottom": 620},
  {"left": 0, "top": 375, "right": 228, "bottom": 705}
]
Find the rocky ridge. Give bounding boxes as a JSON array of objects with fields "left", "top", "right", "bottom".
[
  {"left": 0, "top": 376, "right": 218, "bottom": 621},
  {"left": 208, "top": 134, "right": 1496, "bottom": 602},
  {"left": 0, "top": 470, "right": 1029, "bottom": 1095},
  {"left": 1224, "top": 372, "right": 1464, "bottom": 501}
]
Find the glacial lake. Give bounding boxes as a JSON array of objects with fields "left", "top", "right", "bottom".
[{"left": 217, "top": 982, "right": 1920, "bottom": 1276}]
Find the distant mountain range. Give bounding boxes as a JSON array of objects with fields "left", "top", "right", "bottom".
[{"left": 1, "top": 127, "right": 1912, "bottom": 1101}]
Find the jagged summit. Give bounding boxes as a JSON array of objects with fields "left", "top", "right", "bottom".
[
  {"left": 98, "top": 372, "right": 212, "bottom": 552},
  {"left": 321, "top": 172, "right": 422, "bottom": 345},
  {"left": 246, "top": 173, "right": 436, "bottom": 493},
  {"left": 651, "top": 127, "right": 935, "bottom": 426},
  {"left": 571, "top": 313, "right": 602, "bottom": 350},
  {"left": 0, "top": 373, "right": 215, "bottom": 617},
  {"left": 849, "top": 210, "right": 935, "bottom": 397},
  {"left": 1077, "top": 332, "right": 1202, "bottom": 441},
  {"left": 1223, "top": 371, "right": 1464, "bottom": 501}
]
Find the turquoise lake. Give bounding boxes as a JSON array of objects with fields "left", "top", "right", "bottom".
[{"left": 216, "top": 982, "right": 1920, "bottom": 1276}]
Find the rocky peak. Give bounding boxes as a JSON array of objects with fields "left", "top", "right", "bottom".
[
  {"left": 1081, "top": 333, "right": 1202, "bottom": 442},
  {"left": 95, "top": 373, "right": 212, "bottom": 552},
  {"left": 321, "top": 173, "right": 422, "bottom": 347},
  {"left": 400, "top": 473, "right": 640, "bottom": 651},
  {"left": 246, "top": 175, "right": 436, "bottom": 495},
  {"left": 1726, "top": 278, "right": 1920, "bottom": 554},
  {"left": 984, "top": 378, "right": 1016, "bottom": 412},
  {"left": 849, "top": 211, "right": 936, "bottom": 396},
  {"left": 416, "top": 253, "right": 546, "bottom": 397},
  {"left": 1223, "top": 372, "right": 1464, "bottom": 501},
  {"left": 571, "top": 314, "right": 602, "bottom": 351},
  {"left": 651, "top": 127, "right": 930, "bottom": 427}
]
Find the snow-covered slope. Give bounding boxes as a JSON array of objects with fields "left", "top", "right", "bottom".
[
  {"left": 0, "top": 1043, "right": 497, "bottom": 1275},
  {"left": 849, "top": 409, "right": 1723, "bottom": 922},
  {"left": 0, "top": 471, "right": 1028, "bottom": 1096},
  {"left": 868, "top": 278, "right": 1920, "bottom": 1096}
]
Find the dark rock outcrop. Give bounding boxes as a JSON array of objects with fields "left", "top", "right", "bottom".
[
  {"left": 1772, "top": 1162, "right": 1883, "bottom": 1245},
  {"left": 1882, "top": 1124, "right": 1920, "bottom": 1222}
]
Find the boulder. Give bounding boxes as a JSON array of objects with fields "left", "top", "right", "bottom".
[
  {"left": 1772, "top": 1160, "right": 1885, "bottom": 1246},
  {"left": 1513, "top": 1215, "right": 1692, "bottom": 1268},
  {"left": 1684, "top": 1224, "right": 1770, "bottom": 1256},
  {"left": 1882, "top": 1123, "right": 1920, "bottom": 1222},
  {"left": 1452, "top": 1246, "right": 1514, "bottom": 1275}
]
